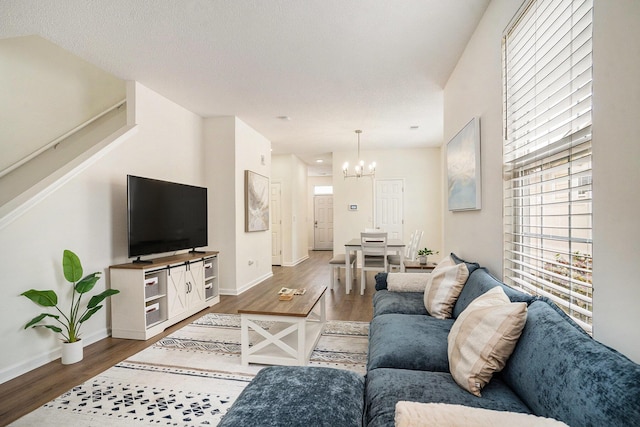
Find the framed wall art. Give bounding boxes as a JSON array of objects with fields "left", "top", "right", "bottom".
[
  {"left": 447, "top": 117, "right": 482, "bottom": 211},
  {"left": 244, "top": 170, "right": 270, "bottom": 232}
]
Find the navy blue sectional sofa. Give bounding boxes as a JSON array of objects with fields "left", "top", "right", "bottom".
[{"left": 219, "top": 255, "right": 640, "bottom": 427}]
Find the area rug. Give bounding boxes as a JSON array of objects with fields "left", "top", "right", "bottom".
[{"left": 12, "top": 313, "right": 368, "bottom": 427}]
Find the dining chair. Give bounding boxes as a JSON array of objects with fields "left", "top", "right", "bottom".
[
  {"left": 387, "top": 230, "right": 415, "bottom": 272},
  {"left": 409, "top": 230, "right": 423, "bottom": 261},
  {"left": 360, "top": 232, "right": 388, "bottom": 295},
  {"left": 328, "top": 253, "right": 357, "bottom": 292}
]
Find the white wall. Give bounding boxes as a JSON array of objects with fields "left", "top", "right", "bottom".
[
  {"left": 591, "top": 0, "right": 640, "bottom": 362},
  {"left": 204, "top": 117, "right": 237, "bottom": 293},
  {"left": 204, "top": 117, "right": 273, "bottom": 295},
  {"left": 0, "top": 36, "right": 125, "bottom": 171},
  {"left": 332, "top": 147, "right": 442, "bottom": 256},
  {"left": 444, "top": 0, "right": 640, "bottom": 362},
  {"left": 234, "top": 119, "right": 273, "bottom": 290},
  {"left": 272, "top": 154, "right": 309, "bottom": 266},
  {"left": 0, "top": 82, "right": 205, "bottom": 382},
  {"left": 291, "top": 156, "right": 309, "bottom": 263},
  {"left": 442, "top": 0, "right": 521, "bottom": 274}
]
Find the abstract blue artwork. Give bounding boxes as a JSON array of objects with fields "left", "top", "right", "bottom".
[{"left": 447, "top": 117, "right": 481, "bottom": 211}]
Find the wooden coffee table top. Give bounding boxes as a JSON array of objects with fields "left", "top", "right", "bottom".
[{"left": 238, "top": 285, "right": 327, "bottom": 317}]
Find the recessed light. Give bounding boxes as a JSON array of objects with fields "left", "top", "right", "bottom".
[
  {"left": 316, "top": 159, "right": 324, "bottom": 163},
  {"left": 277, "top": 116, "right": 291, "bottom": 121},
  {"left": 410, "top": 125, "right": 420, "bottom": 129}
]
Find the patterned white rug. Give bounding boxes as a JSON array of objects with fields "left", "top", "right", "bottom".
[{"left": 12, "top": 313, "right": 369, "bottom": 427}]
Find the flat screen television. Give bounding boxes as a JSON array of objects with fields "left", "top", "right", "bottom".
[{"left": 127, "top": 175, "right": 208, "bottom": 260}]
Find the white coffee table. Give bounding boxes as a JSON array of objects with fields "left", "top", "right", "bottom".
[{"left": 238, "top": 285, "right": 326, "bottom": 366}]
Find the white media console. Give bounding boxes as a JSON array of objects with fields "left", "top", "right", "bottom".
[{"left": 110, "top": 251, "right": 219, "bottom": 340}]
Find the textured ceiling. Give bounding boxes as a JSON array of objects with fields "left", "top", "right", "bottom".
[{"left": 1, "top": 0, "right": 490, "bottom": 174}]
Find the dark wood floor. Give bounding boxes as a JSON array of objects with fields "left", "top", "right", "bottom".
[{"left": 0, "top": 250, "right": 376, "bottom": 425}]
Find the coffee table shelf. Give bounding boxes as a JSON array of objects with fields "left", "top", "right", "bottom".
[{"left": 239, "top": 285, "right": 326, "bottom": 366}]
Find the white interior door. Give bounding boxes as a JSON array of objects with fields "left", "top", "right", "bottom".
[
  {"left": 375, "top": 179, "right": 404, "bottom": 239},
  {"left": 313, "top": 195, "right": 333, "bottom": 250},
  {"left": 271, "top": 182, "right": 282, "bottom": 265}
]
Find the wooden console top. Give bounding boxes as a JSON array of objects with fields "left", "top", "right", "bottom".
[
  {"left": 238, "top": 285, "right": 327, "bottom": 318},
  {"left": 110, "top": 251, "right": 219, "bottom": 270}
]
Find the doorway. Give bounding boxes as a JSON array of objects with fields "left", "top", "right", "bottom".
[
  {"left": 271, "top": 181, "right": 282, "bottom": 265},
  {"left": 313, "top": 195, "right": 333, "bottom": 250},
  {"left": 374, "top": 179, "right": 404, "bottom": 239}
]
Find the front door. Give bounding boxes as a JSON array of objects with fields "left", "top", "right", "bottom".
[{"left": 314, "top": 195, "right": 333, "bottom": 250}]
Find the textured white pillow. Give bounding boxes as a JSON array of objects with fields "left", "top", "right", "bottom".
[
  {"left": 448, "top": 287, "right": 528, "bottom": 397},
  {"left": 387, "top": 273, "right": 431, "bottom": 292},
  {"left": 395, "top": 402, "right": 568, "bottom": 427},
  {"left": 423, "top": 262, "right": 469, "bottom": 319}
]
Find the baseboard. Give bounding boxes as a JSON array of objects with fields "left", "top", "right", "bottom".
[
  {"left": 219, "top": 271, "right": 274, "bottom": 296},
  {"left": 282, "top": 254, "right": 310, "bottom": 267},
  {"left": 0, "top": 328, "right": 111, "bottom": 385}
]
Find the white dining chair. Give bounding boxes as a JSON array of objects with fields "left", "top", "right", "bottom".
[
  {"left": 387, "top": 230, "right": 415, "bottom": 272},
  {"left": 408, "top": 230, "right": 423, "bottom": 261},
  {"left": 328, "top": 253, "right": 357, "bottom": 291},
  {"left": 360, "top": 232, "right": 388, "bottom": 295},
  {"left": 363, "top": 228, "right": 385, "bottom": 235}
]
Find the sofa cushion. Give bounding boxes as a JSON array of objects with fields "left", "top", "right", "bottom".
[
  {"left": 368, "top": 313, "right": 453, "bottom": 372},
  {"left": 395, "top": 402, "right": 567, "bottom": 427},
  {"left": 375, "top": 254, "right": 478, "bottom": 292},
  {"left": 501, "top": 299, "right": 640, "bottom": 427},
  {"left": 372, "top": 290, "right": 427, "bottom": 317},
  {"left": 450, "top": 252, "right": 481, "bottom": 275},
  {"left": 218, "top": 366, "right": 365, "bottom": 427},
  {"left": 424, "top": 262, "right": 469, "bottom": 319},
  {"left": 375, "top": 272, "right": 389, "bottom": 290},
  {"left": 365, "top": 368, "right": 531, "bottom": 427},
  {"left": 431, "top": 253, "right": 455, "bottom": 270},
  {"left": 452, "top": 267, "right": 533, "bottom": 318},
  {"left": 448, "top": 287, "right": 528, "bottom": 397}
]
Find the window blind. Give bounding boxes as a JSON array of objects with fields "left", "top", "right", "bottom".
[{"left": 503, "top": 0, "right": 593, "bottom": 332}]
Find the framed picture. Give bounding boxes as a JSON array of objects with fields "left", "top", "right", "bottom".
[
  {"left": 244, "top": 170, "right": 270, "bottom": 232},
  {"left": 447, "top": 117, "right": 481, "bottom": 211}
]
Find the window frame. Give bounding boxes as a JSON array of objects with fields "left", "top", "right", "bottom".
[{"left": 502, "top": 0, "right": 593, "bottom": 332}]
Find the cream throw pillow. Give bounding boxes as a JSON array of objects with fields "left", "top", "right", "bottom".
[
  {"left": 395, "top": 401, "right": 568, "bottom": 427},
  {"left": 432, "top": 254, "right": 454, "bottom": 272},
  {"left": 448, "top": 286, "right": 527, "bottom": 397},
  {"left": 423, "top": 262, "right": 469, "bottom": 319},
  {"left": 387, "top": 273, "right": 431, "bottom": 292}
]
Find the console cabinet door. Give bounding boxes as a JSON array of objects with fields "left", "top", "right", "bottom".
[
  {"left": 167, "top": 264, "right": 188, "bottom": 319},
  {"left": 186, "top": 261, "right": 205, "bottom": 308}
]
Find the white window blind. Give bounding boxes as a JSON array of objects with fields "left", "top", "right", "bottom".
[{"left": 503, "top": 0, "right": 593, "bottom": 332}]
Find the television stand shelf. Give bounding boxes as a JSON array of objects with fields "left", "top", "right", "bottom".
[{"left": 110, "top": 251, "right": 219, "bottom": 340}]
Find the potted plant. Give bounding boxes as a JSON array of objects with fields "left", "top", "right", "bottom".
[
  {"left": 21, "top": 250, "right": 119, "bottom": 364},
  {"left": 417, "top": 248, "right": 439, "bottom": 265}
]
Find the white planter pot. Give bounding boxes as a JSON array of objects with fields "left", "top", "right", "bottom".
[
  {"left": 61, "top": 339, "right": 83, "bottom": 365},
  {"left": 419, "top": 256, "right": 427, "bottom": 265}
]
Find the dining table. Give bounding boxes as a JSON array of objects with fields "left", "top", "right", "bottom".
[{"left": 343, "top": 238, "right": 406, "bottom": 294}]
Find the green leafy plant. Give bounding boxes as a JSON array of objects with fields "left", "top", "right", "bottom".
[
  {"left": 417, "top": 248, "right": 439, "bottom": 257},
  {"left": 21, "top": 250, "right": 119, "bottom": 343}
]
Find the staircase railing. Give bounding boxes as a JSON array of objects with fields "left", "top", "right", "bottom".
[{"left": 0, "top": 99, "right": 126, "bottom": 179}]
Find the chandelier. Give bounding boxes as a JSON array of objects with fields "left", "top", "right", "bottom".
[{"left": 342, "top": 130, "right": 376, "bottom": 179}]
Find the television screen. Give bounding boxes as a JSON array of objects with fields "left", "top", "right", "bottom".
[{"left": 127, "top": 175, "right": 208, "bottom": 258}]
